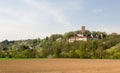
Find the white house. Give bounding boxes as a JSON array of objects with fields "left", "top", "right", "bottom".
[{"left": 68, "top": 34, "right": 87, "bottom": 42}]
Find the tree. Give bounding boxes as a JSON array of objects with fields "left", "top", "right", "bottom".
[
  {"left": 75, "top": 49, "right": 84, "bottom": 58},
  {"left": 49, "top": 34, "right": 63, "bottom": 42},
  {"left": 91, "top": 40, "right": 98, "bottom": 58},
  {"left": 53, "top": 48, "right": 61, "bottom": 58},
  {"left": 96, "top": 47, "right": 104, "bottom": 59},
  {"left": 106, "top": 43, "right": 120, "bottom": 59},
  {"left": 64, "top": 32, "right": 75, "bottom": 39}
]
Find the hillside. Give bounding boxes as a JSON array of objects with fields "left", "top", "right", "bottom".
[
  {"left": 106, "top": 43, "right": 120, "bottom": 59},
  {"left": 0, "top": 29, "right": 120, "bottom": 59}
]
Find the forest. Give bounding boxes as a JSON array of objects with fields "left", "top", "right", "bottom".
[{"left": 0, "top": 30, "right": 120, "bottom": 59}]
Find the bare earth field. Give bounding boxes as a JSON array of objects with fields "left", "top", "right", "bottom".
[{"left": 0, "top": 59, "right": 120, "bottom": 73}]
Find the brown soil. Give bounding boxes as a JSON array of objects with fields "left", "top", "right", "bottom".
[{"left": 0, "top": 59, "right": 120, "bottom": 73}]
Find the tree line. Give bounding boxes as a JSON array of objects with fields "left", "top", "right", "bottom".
[{"left": 0, "top": 30, "right": 120, "bottom": 59}]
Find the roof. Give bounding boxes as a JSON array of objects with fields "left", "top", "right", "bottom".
[{"left": 69, "top": 36, "right": 87, "bottom": 39}]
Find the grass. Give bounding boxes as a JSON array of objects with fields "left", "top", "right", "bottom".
[
  {"left": 0, "top": 58, "right": 117, "bottom": 61},
  {"left": 0, "top": 58, "right": 43, "bottom": 61}
]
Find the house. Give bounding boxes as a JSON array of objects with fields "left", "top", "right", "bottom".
[
  {"left": 68, "top": 26, "right": 87, "bottom": 42},
  {"left": 68, "top": 26, "right": 105, "bottom": 42},
  {"left": 68, "top": 34, "right": 87, "bottom": 42}
]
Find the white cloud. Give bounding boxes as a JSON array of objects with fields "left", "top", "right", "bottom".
[
  {"left": 0, "top": 0, "right": 83, "bottom": 41},
  {"left": 0, "top": 5, "right": 43, "bottom": 41},
  {"left": 24, "top": 0, "right": 74, "bottom": 29}
]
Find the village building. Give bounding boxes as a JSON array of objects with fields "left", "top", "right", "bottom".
[
  {"left": 68, "top": 26, "right": 104, "bottom": 42},
  {"left": 68, "top": 26, "right": 87, "bottom": 42},
  {"left": 68, "top": 34, "right": 87, "bottom": 42}
]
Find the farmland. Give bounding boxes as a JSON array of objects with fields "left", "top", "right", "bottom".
[{"left": 0, "top": 59, "right": 120, "bottom": 73}]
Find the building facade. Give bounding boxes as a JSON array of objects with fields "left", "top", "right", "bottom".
[{"left": 68, "top": 34, "right": 87, "bottom": 42}]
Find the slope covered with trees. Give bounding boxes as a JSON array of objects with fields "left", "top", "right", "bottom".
[{"left": 0, "top": 30, "right": 120, "bottom": 59}]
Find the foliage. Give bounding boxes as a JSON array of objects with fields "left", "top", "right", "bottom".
[
  {"left": 0, "top": 30, "right": 120, "bottom": 59},
  {"left": 106, "top": 43, "right": 120, "bottom": 59}
]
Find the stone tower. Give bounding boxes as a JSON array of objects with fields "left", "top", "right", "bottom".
[{"left": 81, "top": 26, "right": 85, "bottom": 34}]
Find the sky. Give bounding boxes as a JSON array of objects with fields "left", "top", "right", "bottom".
[{"left": 0, "top": 0, "right": 120, "bottom": 41}]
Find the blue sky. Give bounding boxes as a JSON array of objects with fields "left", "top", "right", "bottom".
[{"left": 0, "top": 0, "right": 120, "bottom": 41}]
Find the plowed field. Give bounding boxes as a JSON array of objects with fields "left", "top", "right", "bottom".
[{"left": 0, "top": 59, "right": 120, "bottom": 73}]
